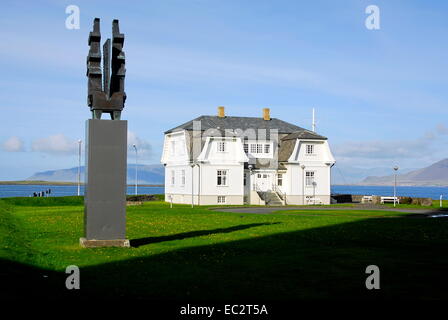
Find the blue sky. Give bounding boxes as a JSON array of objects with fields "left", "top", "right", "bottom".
[{"left": 1, "top": 0, "right": 448, "bottom": 180}]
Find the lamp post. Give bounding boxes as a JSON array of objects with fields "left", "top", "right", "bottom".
[
  {"left": 248, "top": 164, "right": 253, "bottom": 190},
  {"left": 393, "top": 166, "right": 399, "bottom": 207},
  {"left": 133, "top": 144, "right": 138, "bottom": 195},
  {"left": 301, "top": 164, "right": 306, "bottom": 205},
  {"left": 190, "top": 162, "right": 195, "bottom": 208},
  {"left": 248, "top": 164, "right": 253, "bottom": 204},
  {"left": 78, "top": 139, "right": 82, "bottom": 196}
]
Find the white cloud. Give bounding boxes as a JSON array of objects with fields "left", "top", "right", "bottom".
[
  {"left": 2, "top": 136, "right": 25, "bottom": 152},
  {"left": 333, "top": 139, "right": 430, "bottom": 160},
  {"left": 333, "top": 124, "right": 448, "bottom": 169},
  {"left": 31, "top": 134, "right": 78, "bottom": 155}
]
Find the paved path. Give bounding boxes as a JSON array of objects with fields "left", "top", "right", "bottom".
[{"left": 213, "top": 206, "right": 441, "bottom": 215}]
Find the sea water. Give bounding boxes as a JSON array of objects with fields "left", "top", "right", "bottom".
[{"left": 0, "top": 184, "right": 447, "bottom": 200}]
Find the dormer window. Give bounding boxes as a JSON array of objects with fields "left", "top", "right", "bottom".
[
  {"left": 306, "top": 144, "right": 314, "bottom": 155},
  {"left": 218, "top": 141, "right": 226, "bottom": 152},
  {"left": 250, "top": 144, "right": 257, "bottom": 153},
  {"left": 264, "top": 144, "right": 270, "bottom": 153}
]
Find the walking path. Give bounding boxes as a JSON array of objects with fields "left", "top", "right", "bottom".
[{"left": 213, "top": 205, "right": 443, "bottom": 216}]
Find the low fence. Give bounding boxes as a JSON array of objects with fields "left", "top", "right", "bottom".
[{"left": 332, "top": 194, "right": 433, "bottom": 206}]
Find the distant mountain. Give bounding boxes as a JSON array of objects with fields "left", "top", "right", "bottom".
[
  {"left": 359, "top": 159, "right": 448, "bottom": 186},
  {"left": 331, "top": 165, "right": 414, "bottom": 185},
  {"left": 27, "top": 164, "right": 165, "bottom": 185}
]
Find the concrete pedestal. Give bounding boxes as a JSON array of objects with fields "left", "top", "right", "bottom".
[
  {"left": 82, "top": 119, "right": 128, "bottom": 246},
  {"left": 80, "top": 237, "right": 130, "bottom": 248}
]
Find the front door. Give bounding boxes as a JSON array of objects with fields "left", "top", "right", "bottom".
[{"left": 256, "top": 173, "right": 271, "bottom": 192}]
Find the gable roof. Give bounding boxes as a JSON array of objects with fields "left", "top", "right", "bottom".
[{"left": 165, "top": 115, "right": 327, "bottom": 140}]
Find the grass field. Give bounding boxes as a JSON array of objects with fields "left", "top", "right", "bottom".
[{"left": 1, "top": 196, "right": 447, "bottom": 301}]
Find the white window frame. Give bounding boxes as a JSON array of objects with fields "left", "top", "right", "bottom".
[
  {"left": 305, "top": 171, "right": 315, "bottom": 187},
  {"left": 264, "top": 144, "right": 270, "bottom": 154},
  {"left": 217, "top": 141, "right": 226, "bottom": 153},
  {"left": 306, "top": 144, "right": 314, "bottom": 155},
  {"left": 217, "top": 196, "right": 226, "bottom": 204},
  {"left": 244, "top": 143, "right": 248, "bottom": 153},
  {"left": 277, "top": 173, "right": 283, "bottom": 186},
  {"left": 181, "top": 169, "right": 185, "bottom": 186},
  {"left": 217, "top": 169, "right": 228, "bottom": 186},
  {"left": 171, "top": 170, "right": 175, "bottom": 186},
  {"left": 250, "top": 144, "right": 257, "bottom": 153}
]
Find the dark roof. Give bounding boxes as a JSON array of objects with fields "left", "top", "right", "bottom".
[
  {"left": 281, "top": 130, "right": 327, "bottom": 140},
  {"left": 165, "top": 115, "right": 327, "bottom": 139}
]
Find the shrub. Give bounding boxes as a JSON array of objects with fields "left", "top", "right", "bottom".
[{"left": 400, "top": 197, "right": 413, "bottom": 204}]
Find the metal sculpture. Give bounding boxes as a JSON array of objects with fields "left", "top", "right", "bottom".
[{"left": 87, "top": 18, "right": 126, "bottom": 120}]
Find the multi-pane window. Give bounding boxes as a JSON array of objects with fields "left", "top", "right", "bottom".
[
  {"left": 171, "top": 170, "right": 175, "bottom": 185},
  {"left": 218, "top": 141, "right": 226, "bottom": 152},
  {"left": 246, "top": 142, "right": 271, "bottom": 154},
  {"left": 181, "top": 170, "right": 185, "bottom": 186},
  {"left": 250, "top": 144, "right": 257, "bottom": 153},
  {"left": 264, "top": 144, "right": 270, "bottom": 153},
  {"left": 305, "top": 171, "right": 315, "bottom": 186},
  {"left": 277, "top": 174, "right": 283, "bottom": 186},
  {"left": 217, "top": 170, "right": 228, "bottom": 186},
  {"left": 306, "top": 144, "right": 314, "bottom": 155},
  {"left": 217, "top": 196, "right": 226, "bottom": 204}
]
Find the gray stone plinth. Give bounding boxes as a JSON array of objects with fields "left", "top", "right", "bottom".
[
  {"left": 84, "top": 119, "right": 127, "bottom": 243},
  {"left": 80, "top": 238, "right": 130, "bottom": 248}
]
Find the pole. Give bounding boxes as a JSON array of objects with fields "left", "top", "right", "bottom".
[
  {"left": 393, "top": 172, "right": 396, "bottom": 207},
  {"left": 198, "top": 163, "right": 201, "bottom": 206},
  {"left": 78, "top": 139, "right": 82, "bottom": 196},
  {"left": 191, "top": 164, "right": 194, "bottom": 208},
  {"left": 133, "top": 144, "right": 138, "bottom": 195},
  {"left": 393, "top": 166, "right": 398, "bottom": 207},
  {"left": 312, "top": 108, "right": 316, "bottom": 132},
  {"left": 301, "top": 165, "right": 306, "bottom": 205},
  {"left": 440, "top": 195, "right": 443, "bottom": 208}
]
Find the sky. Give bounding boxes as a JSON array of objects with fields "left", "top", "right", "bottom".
[{"left": 1, "top": 0, "right": 448, "bottom": 180}]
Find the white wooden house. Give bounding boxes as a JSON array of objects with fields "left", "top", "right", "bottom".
[{"left": 161, "top": 107, "right": 335, "bottom": 205}]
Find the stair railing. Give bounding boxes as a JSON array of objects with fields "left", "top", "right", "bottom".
[{"left": 272, "top": 184, "right": 286, "bottom": 205}]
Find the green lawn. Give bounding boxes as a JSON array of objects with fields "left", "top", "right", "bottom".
[
  {"left": 383, "top": 199, "right": 448, "bottom": 209},
  {"left": 1, "top": 196, "right": 447, "bottom": 300}
]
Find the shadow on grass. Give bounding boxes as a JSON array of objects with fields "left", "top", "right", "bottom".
[
  {"left": 130, "top": 223, "right": 280, "bottom": 248},
  {"left": 2, "top": 217, "right": 448, "bottom": 301}
]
